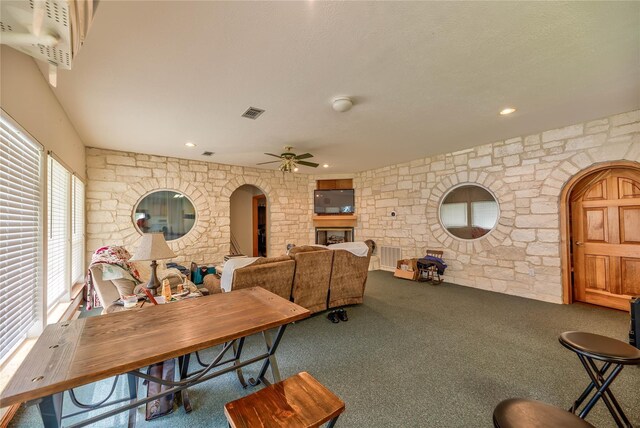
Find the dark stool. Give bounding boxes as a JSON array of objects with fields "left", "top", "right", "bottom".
[
  {"left": 559, "top": 331, "right": 640, "bottom": 427},
  {"left": 224, "top": 372, "right": 344, "bottom": 427},
  {"left": 493, "top": 398, "right": 595, "bottom": 428}
]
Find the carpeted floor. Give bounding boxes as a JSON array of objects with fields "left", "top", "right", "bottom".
[{"left": 9, "top": 271, "right": 639, "bottom": 427}]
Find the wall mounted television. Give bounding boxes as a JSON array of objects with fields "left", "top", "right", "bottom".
[{"left": 314, "top": 189, "right": 355, "bottom": 215}]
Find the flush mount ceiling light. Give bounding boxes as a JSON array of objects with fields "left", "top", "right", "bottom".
[
  {"left": 499, "top": 107, "right": 516, "bottom": 115},
  {"left": 185, "top": 142, "right": 196, "bottom": 147},
  {"left": 332, "top": 97, "right": 353, "bottom": 112},
  {"left": 323, "top": 164, "right": 329, "bottom": 168}
]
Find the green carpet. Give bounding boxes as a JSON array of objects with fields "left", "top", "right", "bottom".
[{"left": 9, "top": 271, "right": 639, "bottom": 427}]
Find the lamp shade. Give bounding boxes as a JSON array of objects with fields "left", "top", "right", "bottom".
[{"left": 130, "top": 233, "right": 176, "bottom": 261}]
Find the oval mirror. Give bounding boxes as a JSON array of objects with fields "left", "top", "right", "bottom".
[
  {"left": 439, "top": 184, "right": 499, "bottom": 240},
  {"left": 133, "top": 190, "right": 196, "bottom": 241}
]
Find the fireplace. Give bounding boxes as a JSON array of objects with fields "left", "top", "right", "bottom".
[{"left": 316, "top": 227, "right": 354, "bottom": 245}]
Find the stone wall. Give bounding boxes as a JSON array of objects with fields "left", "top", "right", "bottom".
[
  {"left": 354, "top": 110, "right": 640, "bottom": 303},
  {"left": 86, "top": 148, "right": 314, "bottom": 265},
  {"left": 86, "top": 110, "right": 639, "bottom": 304}
]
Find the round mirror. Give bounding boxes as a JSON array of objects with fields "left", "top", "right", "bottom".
[
  {"left": 439, "top": 184, "right": 499, "bottom": 240},
  {"left": 133, "top": 190, "right": 196, "bottom": 241}
]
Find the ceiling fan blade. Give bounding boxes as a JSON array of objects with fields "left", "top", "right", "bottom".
[
  {"left": 256, "top": 160, "right": 280, "bottom": 165},
  {"left": 297, "top": 161, "right": 319, "bottom": 168},
  {"left": 295, "top": 153, "right": 314, "bottom": 160},
  {"left": 264, "top": 153, "right": 283, "bottom": 158}
]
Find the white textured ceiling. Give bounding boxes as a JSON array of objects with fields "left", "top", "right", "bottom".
[{"left": 41, "top": 1, "right": 640, "bottom": 173}]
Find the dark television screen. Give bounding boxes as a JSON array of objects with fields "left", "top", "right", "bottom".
[{"left": 314, "top": 189, "right": 355, "bottom": 214}]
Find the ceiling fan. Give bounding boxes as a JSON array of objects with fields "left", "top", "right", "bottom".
[{"left": 257, "top": 146, "right": 319, "bottom": 172}]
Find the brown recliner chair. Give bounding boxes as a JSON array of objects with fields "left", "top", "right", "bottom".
[
  {"left": 288, "top": 246, "right": 334, "bottom": 313},
  {"left": 328, "top": 240, "right": 374, "bottom": 309},
  {"left": 231, "top": 256, "right": 296, "bottom": 300}
]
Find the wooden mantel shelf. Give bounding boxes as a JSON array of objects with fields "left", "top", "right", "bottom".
[{"left": 313, "top": 215, "right": 357, "bottom": 228}]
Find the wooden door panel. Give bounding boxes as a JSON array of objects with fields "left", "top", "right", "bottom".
[
  {"left": 572, "top": 168, "right": 640, "bottom": 310},
  {"left": 618, "top": 178, "right": 640, "bottom": 199},
  {"left": 584, "top": 179, "right": 607, "bottom": 200},
  {"left": 584, "top": 255, "right": 609, "bottom": 291},
  {"left": 619, "top": 206, "right": 640, "bottom": 243},
  {"left": 583, "top": 208, "right": 608, "bottom": 242},
  {"left": 621, "top": 258, "right": 640, "bottom": 295}
]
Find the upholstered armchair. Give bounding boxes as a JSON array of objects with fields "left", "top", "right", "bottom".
[
  {"left": 230, "top": 256, "right": 295, "bottom": 300},
  {"left": 327, "top": 241, "right": 374, "bottom": 308},
  {"left": 288, "top": 246, "right": 334, "bottom": 313}
]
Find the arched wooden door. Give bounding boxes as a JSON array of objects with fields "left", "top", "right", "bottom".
[{"left": 571, "top": 168, "right": 640, "bottom": 310}]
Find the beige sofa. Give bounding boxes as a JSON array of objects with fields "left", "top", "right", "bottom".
[
  {"left": 225, "top": 241, "right": 374, "bottom": 314},
  {"left": 229, "top": 255, "right": 296, "bottom": 300}
]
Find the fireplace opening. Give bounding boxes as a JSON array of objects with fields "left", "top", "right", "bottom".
[{"left": 316, "top": 227, "right": 354, "bottom": 245}]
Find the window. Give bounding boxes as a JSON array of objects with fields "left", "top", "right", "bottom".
[
  {"left": 439, "top": 184, "right": 499, "bottom": 240},
  {"left": 471, "top": 201, "right": 499, "bottom": 229},
  {"left": 133, "top": 190, "right": 196, "bottom": 241},
  {"left": 47, "top": 156, "right": 70, "bottom": 309},
  {"left": 440, "top": 202, "right": 468, "bottom": 228},
  {"left": 0, "top": 114, "right": 42, "bottom": 363},
  {"left": 71, "top": 176, "right": 85, "bottom": 284}
]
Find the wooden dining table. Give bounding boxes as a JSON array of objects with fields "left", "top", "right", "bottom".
[{"left": 0, "top": 287, "right": 310, "bottom": 428}]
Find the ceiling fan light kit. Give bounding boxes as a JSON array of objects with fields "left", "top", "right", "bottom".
[
  {"left": 258, "top": 146, "right": 320, "bottom": 173},
  {"left": 332, "top": 97, "right": 353, "bottom": 112}
]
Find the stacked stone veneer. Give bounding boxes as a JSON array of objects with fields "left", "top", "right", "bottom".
[
  {"left": 354, "top": 110, "right": 640, "bottom": 303},
  {"left": 85, "top": 148, "right": 314, "bottom": 265},
  {"left": 86, "top": 110, "right": 639, "bottom": 304}
]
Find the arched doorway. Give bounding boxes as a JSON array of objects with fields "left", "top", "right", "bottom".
[
  {"left": 560, "top": 161, "right": 640, "bottom": 310},
  {"left": 230, "top": 185, "right": 267, "bottom": 257}
]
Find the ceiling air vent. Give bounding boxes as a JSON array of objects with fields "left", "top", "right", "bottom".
[
  {"left": 202, "top": 151, "right": 214, "bottom": 156},
  {"left": 242, "top": 107, "right": 265, "bottom": 120}
]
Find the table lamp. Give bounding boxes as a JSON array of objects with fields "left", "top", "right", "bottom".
[{"left": 130, "top": 233, "right": 176, "bottom": 295}]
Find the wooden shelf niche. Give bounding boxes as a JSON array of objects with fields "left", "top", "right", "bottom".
[{"left": 314, "top": 179, "right": 356, "bottom": 227}]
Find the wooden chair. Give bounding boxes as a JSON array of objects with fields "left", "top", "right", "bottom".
[
  {"left": 417, "top": 249, "right": 444, "bottom": 284},
  {"left": 224, "top": 372, "right": 345, "bottom": 428}
]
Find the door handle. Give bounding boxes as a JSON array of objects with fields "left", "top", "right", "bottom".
[{"left": 575, "top": 241, "right": 584, "bottom": 246}]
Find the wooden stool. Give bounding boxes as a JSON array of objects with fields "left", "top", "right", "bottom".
[
  {"left": 224, "top": 372, "right": 345, "bottom": 428},
  {"left": 493, "top": 398, "right": 595, "bottom": 428},
  {"left": 559, "top": 331, "right": 640, "bottom": 427}
]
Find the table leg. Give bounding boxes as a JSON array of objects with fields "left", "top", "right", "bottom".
[
  {"left": 262, "top": 330, "right": 281, "bottom": 383},
  {"left": 126, "top": 372, "right": 138, "bottom": 428},
  {"left": 248, "top": 325, "right": 287, "bottom": 386},
  {"left": 177, "top": 354, "right": 193, "bottom": 413},
  {"left": 38, "top": 393, "right": 63, "bottom": 428},
  {"left": 232, "top": 339, "right": 248, "bottom": 388}
]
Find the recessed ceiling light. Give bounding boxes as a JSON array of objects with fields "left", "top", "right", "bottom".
[
  {"left": 293, "top": 167, "right": 299, "bottom": 172},
  {"left": 499, "top": 107, "right": 516, "bottom": 115},
  {"left": 323, "top": 164, "right": 329, "bottom": 168},
  {"left": 185, "top": 142, "right": 196, "bottom": 147}
]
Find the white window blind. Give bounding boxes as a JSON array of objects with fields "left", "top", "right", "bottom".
[
  {"left": 0, "top": 115, "right": 42, "bottom": 363},
  {"left": 440, "top": 202, "right": 467, "bottom": 227},
  {"left": 472, "top": 201, "right": 499, "bottom": 229},
  {"left": 47, "top": 156, "right": 70, "bottom": 308},
  {"left": 71, "top": 176, "right": 84, "bottom": 284}
]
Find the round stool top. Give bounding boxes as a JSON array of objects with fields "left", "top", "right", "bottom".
[
  {"left": 559, "top": 331, "right": 640, "bottom": 365},
  {"left": 493, "top": 398, "right": 595, "bottom": 428}
]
